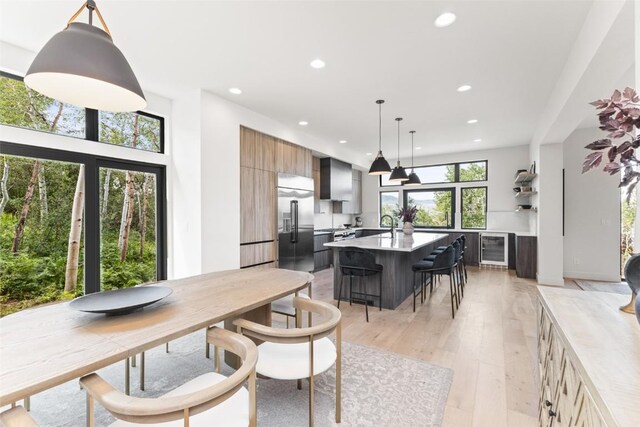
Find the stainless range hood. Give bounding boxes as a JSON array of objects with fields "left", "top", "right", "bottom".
[{"left": 320, "top": 157, "right": 352, "bottom": 201}]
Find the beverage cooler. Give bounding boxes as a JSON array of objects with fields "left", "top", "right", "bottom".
[{"left": 480, "top": 232, "right": 508, "bottom": 267}]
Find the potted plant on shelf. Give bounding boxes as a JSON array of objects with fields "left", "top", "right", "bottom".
[
  {"left": 582, "top": 87, "right": 640, "bottom": 320},
  {"left": 397, "top": 205, "right": 418, "bottom": 235}
]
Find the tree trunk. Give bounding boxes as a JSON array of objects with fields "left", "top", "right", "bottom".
[
  {"left": 12, "top": 160, "right": 41, "bottom": 253},
  {"left": 101, "top": 169, "right": 111, "bottom": 218},
  {"left": 64, "top": 165, "right": 85, "bottom": 292},
  {"left": 0, "top": 159, "right": 9, "bottom": 216},
  {"left": 139, "top": 174, "right": 149, "bottom": 258},
  {"left": 119, "top": 171, "right": 135, "bottom": 261},
  {"left": 38, "top": 164, "right": 48, "bottom": 221},
  {"left": 118, "top": 115, "right": 139, "bottom": 262}
]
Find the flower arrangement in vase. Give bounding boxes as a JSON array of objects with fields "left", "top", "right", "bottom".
[{"left": 397, "top": 205, "right": 418, "bottom": 235}]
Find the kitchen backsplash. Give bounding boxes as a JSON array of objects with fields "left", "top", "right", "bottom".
[{"left": 314, "top": 200, "right": 354, "bottom": 229}]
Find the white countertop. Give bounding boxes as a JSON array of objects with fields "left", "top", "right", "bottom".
[
  {"left": 350, "top": 227, "right": 536, "bottom": 237},
  {"left": 324, "top": 232, "right": 448, "bottom": 252}
]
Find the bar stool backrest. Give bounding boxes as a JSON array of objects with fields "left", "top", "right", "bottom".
[
  {"left": 452, "top": 240, "right": 462, "bottom": 261},
  {"left": 433, "top": 245, "right": 455, "bottom": 270},
  {"left": 339, "top": 247, "right": 378, "bottom": 276}
]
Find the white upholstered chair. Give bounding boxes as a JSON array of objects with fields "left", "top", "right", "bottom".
[
  {"left": 234, "top": 297, "right": 342, "bottom": 426},
  {"left": 0, "top": 406, "right": 38, "bottom": 427},
  {"left": 79, "top": 327, "right": 257, "bottom": 427}
]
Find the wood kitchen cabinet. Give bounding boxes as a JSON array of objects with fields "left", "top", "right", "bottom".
[
  {"left": 277, "top": 139, "right": 312, "bottom": 177},
  {"left": 313, "top": 156, "right": 321, "bottom": 213},
  {"left": 240, "top": 126, "right": 276, "bottom": 172},
  {"left": 516, "top": 235, "right": 537, "bottom": 279},
  {"left": 240, "top": 167, "right": 276, "bottom": 245}
]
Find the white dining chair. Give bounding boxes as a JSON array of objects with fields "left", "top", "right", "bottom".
[
  {"left": 80, "top": 327, "right": 257, "bottom": 427},
  {"left": 0, "top": 405, "right": 38, "bottom": 427},
  {"left": 234, "top": 297, "right": 342, "bottom": 427}
]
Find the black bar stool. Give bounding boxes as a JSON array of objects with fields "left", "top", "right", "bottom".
[
  {"left": 412, "top": 245, "right": 458, "bottom": 317},
  {"left": 459, "top": 234, "right": 468, "bottom": 282},
  {"left": 337, "top": 247, "right": 383, "bottom": 322}
]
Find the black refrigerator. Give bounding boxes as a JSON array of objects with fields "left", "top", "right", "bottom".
[{"left": 277, "top": 173, "right": 314, "bottom": 272}]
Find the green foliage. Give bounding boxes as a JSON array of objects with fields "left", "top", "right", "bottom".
[{"left": 461, "top": 187, "right": 487, "bottom": 228}]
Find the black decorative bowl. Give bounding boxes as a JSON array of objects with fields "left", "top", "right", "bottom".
[{"left": 69, "top": 286, "right": 172, "bottom": 316}]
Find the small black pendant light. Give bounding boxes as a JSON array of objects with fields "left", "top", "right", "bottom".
[
  {"left": 389, "top": 117, "right": 409, "bottom": 182},
  {"left": 404, "top": 130, "right": 422, "bottom": 186},
  {"left": 368, "top": 100, "right": 392, "bottom": 175},
  {"left": 24, "top": 0, "right": 146, "bottom": 112}
]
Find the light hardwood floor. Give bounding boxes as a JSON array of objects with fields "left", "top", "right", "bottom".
[{"left": 310, "top": 266, "right": 540, "bottom": 427}]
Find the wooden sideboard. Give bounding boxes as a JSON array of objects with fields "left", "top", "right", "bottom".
[{"left": 537, "top": 287, "right": 640, "bottom": 427}]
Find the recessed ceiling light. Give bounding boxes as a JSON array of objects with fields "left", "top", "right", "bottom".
[
  {"left": 474, "top": 138, "right": 482, "bottom": 142},
  {"left": 467, "top": 119, "right": 478, "bottom": 124},
  {"left": 457, "top": 85, "right": 472, "bottom": 92},
  {"left": 366, "top": 152, "right": 373, "bottom": 156},
  {"left": 310, "top": 59, "right": 326, "bottom": 69},
  {"left": 434, "top": 12, "right": 456, "bottom": 28},
  {"left": 416, "top": 147, "right": 422, "bottom": 150},
  {"left": 339, "top": 140, "right": 347, "bottom": 144},
  {"left": 298, "top": 121, "right": 308, "bottom": 126},
  {"left": 228, "top": 87, "right": 242, "bottom": 95}
]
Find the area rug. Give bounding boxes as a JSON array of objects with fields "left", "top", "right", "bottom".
[{"left": 21, "top": 329, "right": 452, "bottom": 426}]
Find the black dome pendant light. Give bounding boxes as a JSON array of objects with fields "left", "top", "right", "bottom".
[
  {"left": 368, "top": 100, "right": 392, "bottom": 175},
  {"left": 405, "top": 130, "right": 422, "bottom": 186},
  {"left": 389, "top": 117, "right": 409, "bottom": 182}
]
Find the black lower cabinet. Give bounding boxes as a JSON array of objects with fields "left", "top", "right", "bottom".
[
  {"left": 314, "top": 250, "right": 332, "bottom": 271},
  {"left": 516, "top": 236, "right": 537, "bottom": 279}
]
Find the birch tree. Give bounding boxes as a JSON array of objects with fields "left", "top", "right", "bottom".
[
  {"left": 117, "top": 115, "right": 139, "bottom": 261},
  {"left": 139, "top": 174, "right": 149, "bottom": 258},
  {"left": 38, "top": 164, "right": 48, "bottom": 220},
  {"left": 64, "top": 165, "right": 85, "bottom": 292},
  {"left": 101, "top": 169, "right": 111, "bottom": 218},
  {"left": 0, "top": 159, "right": 9, "bottom": 216},
  {"left": 12, "top": 160, "right": 41, "bottom": 253}
]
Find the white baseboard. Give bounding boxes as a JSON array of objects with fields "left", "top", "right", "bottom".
[
  {"left": 563, "top": 271, "right": 621, "bottom": 282},
  {"left": 536, "top": 274, "right": 565, "bottom": 286}
]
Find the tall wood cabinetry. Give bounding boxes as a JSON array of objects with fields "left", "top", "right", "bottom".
[
  {"left": 239, "top": 127, "right": 312, "bottom": 268},
  {"left": 313, "top": 157, "right": 321, "bottom": 213}
]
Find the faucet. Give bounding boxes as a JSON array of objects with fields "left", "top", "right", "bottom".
[{"left": 380, "top": 215, "right": 396, "bottom": 239}]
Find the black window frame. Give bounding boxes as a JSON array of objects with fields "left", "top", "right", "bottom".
[
  {"left": 0, "top": 71, "right": 165, "bottom": 154},
  {"left": 403, "top": 187, "right": 456, "bottom": 229},
  {"left": 379, "top": 190, "right": 399, "bottom": 226},
  {"left": 460, "top": 186, "right": 488, "bottom": 230},
  {"left": 0, "top": 140, "right": 167, "bottom": 295},
  {"left": 379, "top": 160, "right": 488, "bottom": 187}
]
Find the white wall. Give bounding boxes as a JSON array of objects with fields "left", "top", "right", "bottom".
[
  {"left": 536, "top": 143, "right": 564, "bottom": 285},
  {"left": 359, "top": 145, "right": 531, "bottom": 231},
  {"left": 562, "top": 127, "right": 620, "bottom": 281}
]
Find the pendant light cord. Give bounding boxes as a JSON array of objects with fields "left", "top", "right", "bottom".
[
  {"left": 378, "top": 102, "right": 382, "bottom": 152},
  {"left": 410, "top": 131, "right": 415, "bottom": 169},
  {"left": 67, "top": 1, "right": 112, "bottom": 36},
  {"left": 395, "top": 118, "right": 402, "bottom": 159}
]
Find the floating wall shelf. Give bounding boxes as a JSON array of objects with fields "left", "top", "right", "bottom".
[
  {"left": 515, "top": 191, "right": 537, "bottom": 198},
  {"left": 514, "top": 172, "right": 537, "bottom": 185}
]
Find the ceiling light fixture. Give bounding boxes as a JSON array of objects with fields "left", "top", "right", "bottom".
[
  {"left": 229, "top": 88, "right": 242, "bottom": 95},
  {"left": 404, "top": 130, "right": 421, "bottom": 186},
  {"left": 457, "top": 85, "right": 472, "bottom": 92},
  {"left": 310, "top": 59, "right": 326, "bottom": 69},
  {"left": 24, "top": 0, "right": 145, "bottom": 112},
  {"left": 416, "top": 147, "right": 422, "bottom": 150},
  {"left": 368, "top": 100, "right": 392, "bottom": 175},
  {"left": 339, "top": 140, "right": 347, "bottom": 144},
  {"left": 434, "top": 12, "right": 457, "bottom": 28},
  {"left": 389, "top": 118, "right": 409, "bottom": 182},
  {"left": 474, "top": 138, "right": 482, "bottom": 142},
  {"left": 467, "top": 119, "right": 478, "bottom": 124},
  {"left": 366, "top": 152, "right": 373, "bottom": 156},
  {"left": 298, "top": 121, "right": 309, "bottom": 126}
]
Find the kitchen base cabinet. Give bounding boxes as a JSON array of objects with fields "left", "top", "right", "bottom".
[
  {"left": 537, "top": 287, "right": 640, "bottom": 427},
  {"left": 314, "top": 250, "right": 332, "bottom": 271},
  {"left": 516, "top": 236, "right": 537, "bottom": 279}
]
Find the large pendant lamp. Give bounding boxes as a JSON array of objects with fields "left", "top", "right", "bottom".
[
  {"left": 24, "top": 0, "right": 146, "bottom": 112},
  {"left": 389, "top": 117, "right": 409, "bottom": 182},
  {"left": 404, "top": 130, "right": 422, "bottom": 186},
  {"left": 368, "top": 100, "right": 392, "bottom": 175}
]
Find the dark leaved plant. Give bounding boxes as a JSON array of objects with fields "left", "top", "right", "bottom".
[
  {"left": 583, "top": 87, "right": 640, "bottom": 199},
  {"left": 397, "top": 205, "right": 418, "bottom": 223}
]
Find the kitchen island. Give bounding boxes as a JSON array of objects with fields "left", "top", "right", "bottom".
[{"left": 325, "top": 232, "right": 448, "bottom": 309}]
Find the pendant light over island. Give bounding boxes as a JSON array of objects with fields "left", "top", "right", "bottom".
[
  {"left": 389, "top": 117, "right": 409, "bottom": 182},
  {"left": 404, "top": 130, "right": 422, "bottom": 186},
  {"left": 24, "top": 0, "right": 146, "bottom": 112},
  {"left": 368, "top": 100, "right": 392, "bottom": 175}
]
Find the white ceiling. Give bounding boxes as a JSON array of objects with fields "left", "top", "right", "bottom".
[{"left": 0, "top": 0, "right": 600, "bottom": 161}]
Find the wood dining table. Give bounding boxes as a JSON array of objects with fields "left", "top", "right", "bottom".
[{"left": 0, "top": 268, "right": 313, "bottom": 407}]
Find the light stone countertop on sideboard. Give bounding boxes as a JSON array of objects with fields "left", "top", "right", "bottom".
[{"left": 324, "top": 232, "right": 448, "bottom": 252}]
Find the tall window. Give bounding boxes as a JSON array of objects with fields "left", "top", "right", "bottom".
[
  {"left": 380, "top": 191, "right": 399, "bottom": 226},
  {"left": 404, "top": 188, "right": 455, "bottom": 229},
  {"left": 461, "top": 187, "right": 487, "bottom": 229}
]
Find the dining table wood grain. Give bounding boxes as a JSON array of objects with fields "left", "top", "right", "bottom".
[{"left": 0, "top": 268, "right": 313, "bottom": 406}]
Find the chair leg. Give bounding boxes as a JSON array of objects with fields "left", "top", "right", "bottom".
[
  {"left": 449, "top": 275, "right": 456, "bottom": 319},
  {"left": 24, "top": 397, "right": 30, "bottom": 411},
  {"left": 165, "top": 342, "right": 169, "bottom": 353},
  {"left": 86, "top": 393, "right": 94, "bottom": 427},
  {"left": 365, "top": 282, "right": 369, "bottom": 322},
  {"left": 337, "top": 275, "right": 344, "bottom": 308},
  {"left": 349, "top": 275, "right": 353, "bottom": 306},
  {"left": 140, "top": 351, "right": 145, "bottom": 391},
  {"left": 309, "top": 337, "right": 315, "bottom": 427},
  {"left": 124, "top": 359, "right": 130, "bottom": 396},
  {"left": 421, "top": 272, "right": 425, "bottom": 303},
  {"left": 249, "top": 370, "right": 257, "bottom": 427},
  {"left": 131, "top": 354, "right": 136, "bottom": 367},
  {"left": 430, "top": 272, "right": 434, "bottom": 294},
  {"left": 413, "top": 272, "right": 417, "bottom": 312},
  {"left": 379, "top": 274, "right": 382, "bottom": 311},
  {"left": 206, "top": 330, "right": 210, "bottom": 359}
]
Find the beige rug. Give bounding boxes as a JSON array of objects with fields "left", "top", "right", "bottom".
[{"left": 22, "top": 329, "right": 453, "bottom": 427}]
